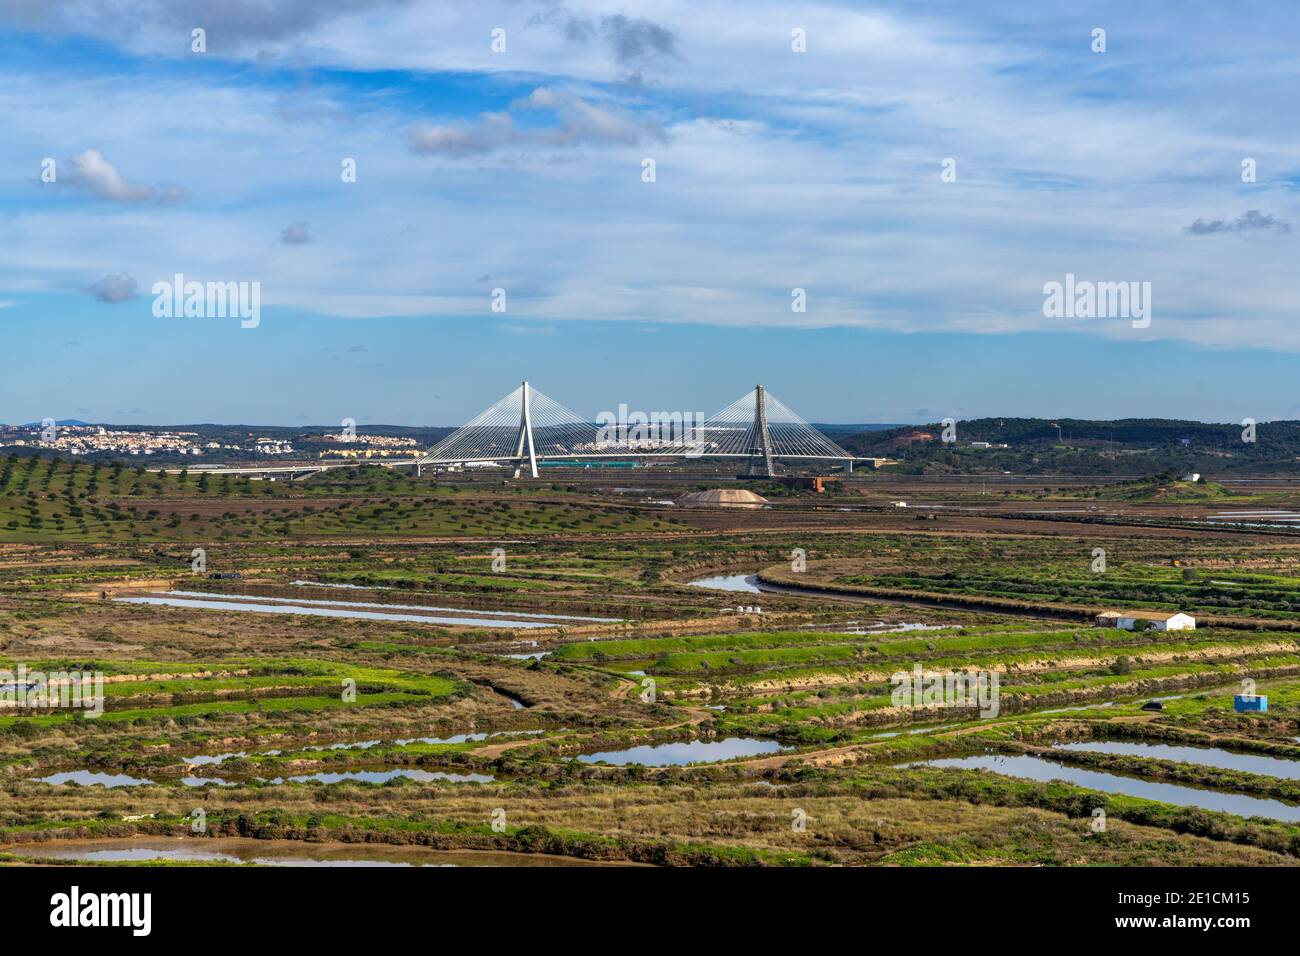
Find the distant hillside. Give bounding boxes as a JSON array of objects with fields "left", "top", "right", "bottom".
[
  {"left": 812, "top": 423, "right": 902, "bottom": 438},
  {"left": 840, "top": 417, "right": 1300, "bottom": 475}
]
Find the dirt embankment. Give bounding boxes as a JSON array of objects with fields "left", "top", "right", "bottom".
[
  {"left": 64, "top": 579, "right": 175, "bottom": 600},
  {"left": 667, "top": 641, "right": 1299, "bottom": 699},
  {"left": 757, "top": 564, "right": 1300, "bottom": 632}
]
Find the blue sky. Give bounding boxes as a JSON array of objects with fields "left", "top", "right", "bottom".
[{"left": 2, "top": 1, "right": 1299, "bottom": 426}]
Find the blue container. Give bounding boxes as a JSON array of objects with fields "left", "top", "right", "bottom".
[{"left": 1234, "top": 695, "right": 1268, "bottom": 713}]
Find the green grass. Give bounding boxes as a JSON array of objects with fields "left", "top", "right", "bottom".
[{"left": 0, "top": 658, "right": 461, "bottom": 727}]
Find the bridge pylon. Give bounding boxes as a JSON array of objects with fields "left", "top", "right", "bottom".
[
  {"left": 512, "top": 380, "right": 539, "bottom": 479},
  {"left": 744, "top": 384, "right": 776, "bottom": 478}
]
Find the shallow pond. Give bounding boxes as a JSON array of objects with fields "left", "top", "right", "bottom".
[
  {"left": 36, "top": 771, "right": 154, "bottom": 788},
  {"left": 115, "top": 593, "right": 557, "bottom": 629},
  {"left": 867, "top": 723, "right": 961, "bottom": 740},
  {"left": 800, "top": 621, "right": 954, "bottom": 635},
  {"left": 180, "top": 733, "right": 522, "bottom": 767},
  {"left": 280, "top": 585, "right": 623, "bottom": 622},
  {"left": 266, "top": 768, "right": 494, "bottom": 785},
  {"left": 37, "top": 768, "right": 238, "bottom": 789},
  {"left": 1055, "top": 741, "right": 1300, "bottom": 780},
  {"left": 37, "top": 763, "right": 496, "bottom": 788},
  {"left": 1037, "top": 702, "right": 1117, "bottom": 715},
  {"left": 912, "top": 754, "right": 1300, "bottom": 823},
  {"left": 575, "top": 737, "right": 786, "bottom": 766},
  {"left": 184, "top": 749, "right": 279, "bottom": 766},
  {"left": 295, "top": 730, "right": 540, "bottom": 754},
  {"left": 688, "top": 574, "right": 762, "bottom": 593},
  {"left": 16, "top": 837, "right": 609, "bottom": 867}
]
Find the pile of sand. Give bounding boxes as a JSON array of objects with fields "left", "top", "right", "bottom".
[{"left": 677, "top": 489, "right": 769, "bottom": 509}]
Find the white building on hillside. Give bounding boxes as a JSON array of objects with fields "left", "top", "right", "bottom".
[{"left": 1095, "top": 611, "right": 1196, "bottom": 631}]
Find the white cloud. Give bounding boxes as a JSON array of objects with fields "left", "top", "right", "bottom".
[
  {"left": 2, "top": 1, "right": 1300, "bottom": 354},
  {"left": 60, "top": 148, "right": 189, "bottom": 204},
  {"left": 409, "top": 87, "right": 665, "bottom": 157}
]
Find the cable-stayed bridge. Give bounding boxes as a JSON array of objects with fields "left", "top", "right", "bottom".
[
  {"left": 155, "top": 382, "right": 876, "bottom": 481},
  {"left": 415, "top": 381, "right": 865, "bottom": 478}
]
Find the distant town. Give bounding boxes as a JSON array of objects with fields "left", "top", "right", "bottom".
[{"left": 0, "top": 422, "right": 427, "bottom": 464}]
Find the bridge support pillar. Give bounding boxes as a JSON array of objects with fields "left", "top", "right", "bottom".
[
  {"left": 843, "top": 459, "right": 853, "bottom": 474},
  {"left": 744, "top": 384, "right": 776, "bottom": 478},
  {"left": 512, "top": 380, "right": 539, "bottom": 479}
]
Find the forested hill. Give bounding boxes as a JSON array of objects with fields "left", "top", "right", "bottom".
[{"left": 841, "top": 417, "right": 1300, "bottom": 475}]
